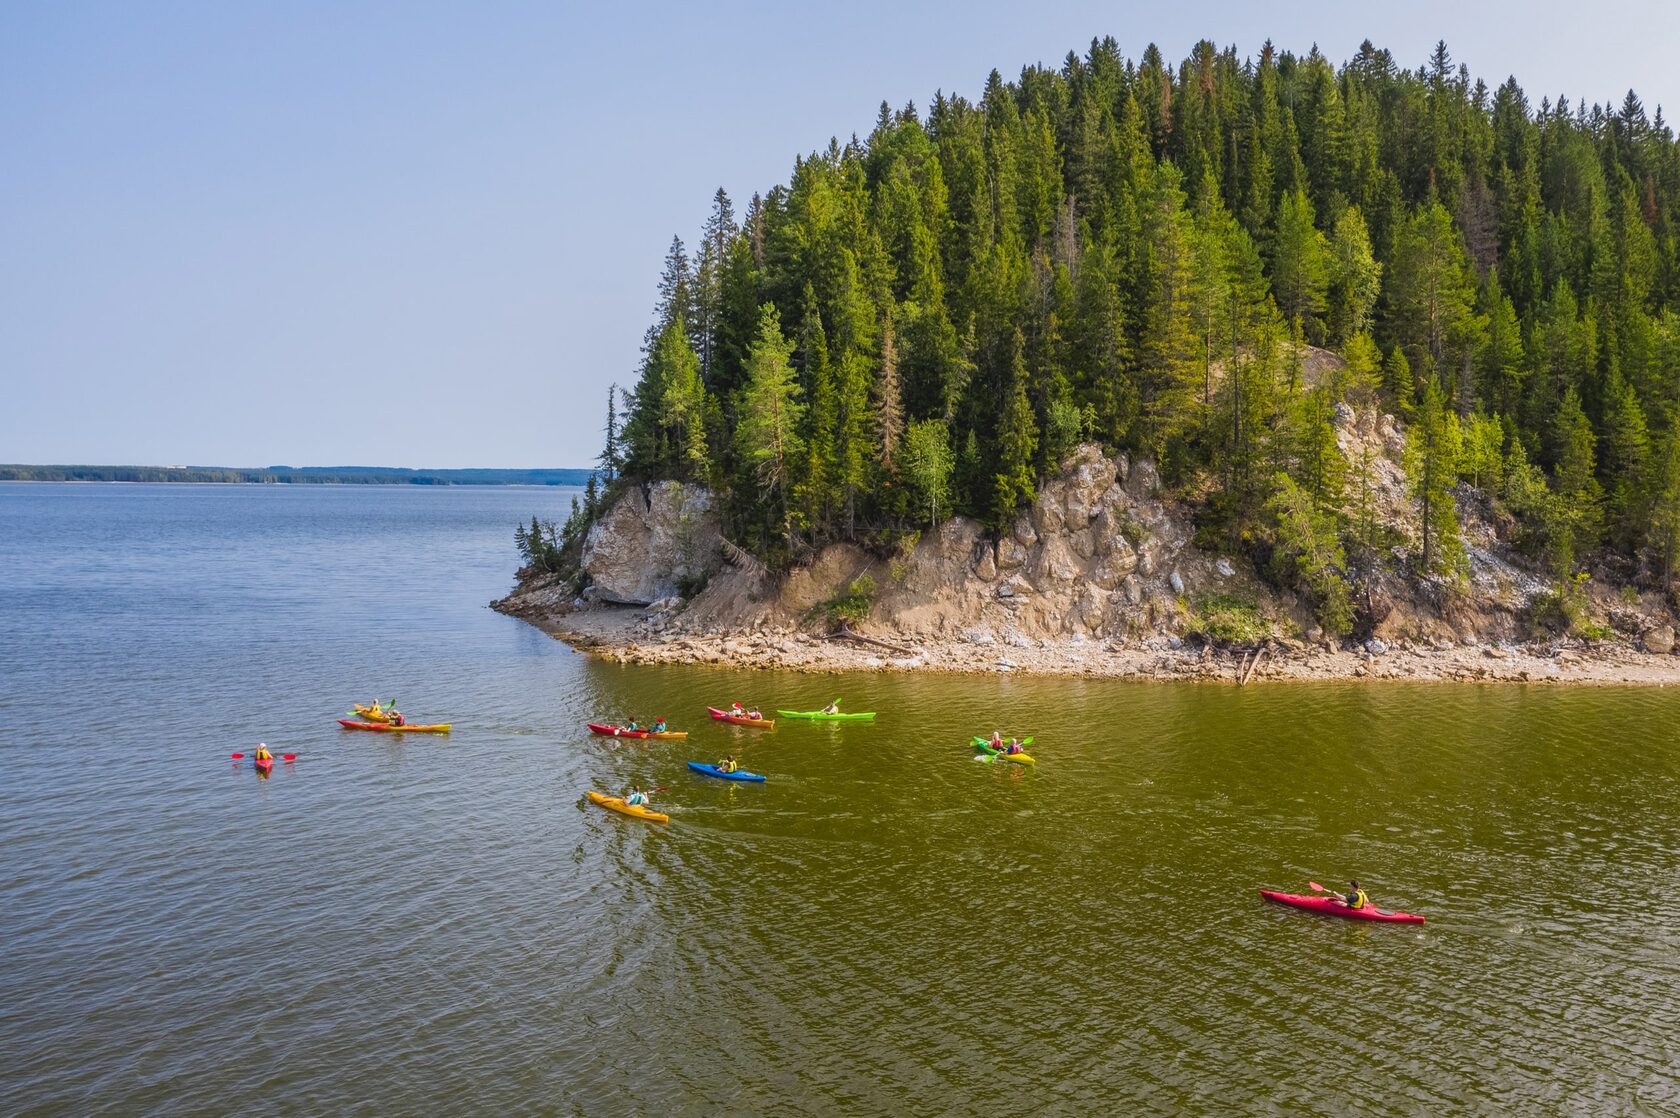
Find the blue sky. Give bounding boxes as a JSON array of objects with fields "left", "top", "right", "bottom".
[{"left": 3, "top": 1, "right": 1673, "bottom": 467}]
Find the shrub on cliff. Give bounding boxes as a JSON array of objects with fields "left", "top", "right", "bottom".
[
  {"left": 823, "top": 574, "right": 878, "bottom": 627},
  {"left": 1189, "top": 594, "right": 1272, "bottom": 646}
]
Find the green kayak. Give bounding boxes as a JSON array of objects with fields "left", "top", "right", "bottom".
[{"left": 777, "top": 710, "right": 877, "bottom": 721}]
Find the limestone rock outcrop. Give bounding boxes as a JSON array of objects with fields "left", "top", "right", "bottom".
[{"left": 582, "top": 481, "right": 722, "bottom": 605}]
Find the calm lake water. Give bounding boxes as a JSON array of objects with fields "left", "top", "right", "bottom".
[{"left": 2, "top": 482, "right": 1678, "bottom": 1115}]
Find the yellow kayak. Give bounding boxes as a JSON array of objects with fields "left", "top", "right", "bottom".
[{"left": 587, "top": 790, "right": 668, "bottom": 823}]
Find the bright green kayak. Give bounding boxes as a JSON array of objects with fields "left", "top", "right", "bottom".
[{"left": 777, "top": 710, "right": 877, "bottom": 721}]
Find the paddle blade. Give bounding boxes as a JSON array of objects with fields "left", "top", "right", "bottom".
[
  {"left": 282, "top": 754, "right": 297, "bottom": 761},
  {"left": 230, "top": 753, "right": 245, "bottom": 759},
  {"left": 1308, "top": 881, "right": 1327, "bottom": 893}
]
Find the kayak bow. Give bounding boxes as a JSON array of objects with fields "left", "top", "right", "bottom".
[{"left": 1259, "top": 890, "right": 1425, "bottom": 923}]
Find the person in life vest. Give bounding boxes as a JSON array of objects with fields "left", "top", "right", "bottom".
[
  {"left": 625, "top": 784, "right": 651, "bottom": 807},
  {"left": 821, "top": 698, "right": 841, "bottom": 715},
  {"left": 653, "top": 717, "right": 668, "bottom": 733},
  {"left": 624, "top": 718, "right": 640, "bottom": 733},
  {"left": 730, "top": 702, "right": 746, "bottom": 716},
  {"left": 1343, "top": 880, "right": 1370, "bottom": 910},
  {"left": 254, "top": 743, "right": 273, "bottom": 764},
  {"left": 746, "top": 707, "right": 763, "bottom": 720},
  {"left": 1006, "top": 738, "right": 1024, "bottom": 755},
  {"left": 716, "top": 755, "right": 738, "bottom": 774},
  {"left": 990, "top": 729, "right": 1003, "bottom": 747},
  {"left": 388, "top": 708, "right": 405, "bottom": 727}
]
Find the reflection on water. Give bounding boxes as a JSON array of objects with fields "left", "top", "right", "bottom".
[{"left": 1, "top": 483, "right": 1677, "bottom": 1114}]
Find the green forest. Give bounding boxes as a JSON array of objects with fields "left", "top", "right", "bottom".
[
  {"left": 2, "top": 465, "right": 593, "bottom": 485},
  {"left": 584, "top": 37, "right": 1680, "bottom": 634}
]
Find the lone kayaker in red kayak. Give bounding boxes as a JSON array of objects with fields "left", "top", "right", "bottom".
[{"left": 1341, "top": 881, "right": 1370, "bottom": 910}]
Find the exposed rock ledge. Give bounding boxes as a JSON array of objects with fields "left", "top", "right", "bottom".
[{"left": 493, "top": 441, "right": 1680, "bottom": 685}]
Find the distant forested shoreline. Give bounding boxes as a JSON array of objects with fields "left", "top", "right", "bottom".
[{"left": 0, "top": 465, "right": 592, "bottom": 486}]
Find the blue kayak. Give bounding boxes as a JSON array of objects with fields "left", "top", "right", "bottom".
[{"left": 686, "top": 761, "right": 766, "bottom": 783}]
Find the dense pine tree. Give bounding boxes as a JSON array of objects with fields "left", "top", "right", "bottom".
[{"left": 602, "top": 36, "right": 1680, "bottom": 605}]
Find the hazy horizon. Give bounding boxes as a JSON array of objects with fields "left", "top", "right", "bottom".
[{"left": 5, "top": 1, "right": 1675, "bottom": 467}]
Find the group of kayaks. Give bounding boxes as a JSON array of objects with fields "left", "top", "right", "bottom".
[
  {"left": 582, "top": 709, "right": 1427, "bottom": 923},
  {"left": 329, "top": 700, "right": 1423, "bottom": 923},
  {"left": 583, "top": 703, "right": 1055, "bottom": 831},
  {"left": 584, "top": 702, "right": 879, "bottom": 822}
]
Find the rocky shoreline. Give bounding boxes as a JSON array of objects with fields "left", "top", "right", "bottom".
[
  {"left": 495, "top": 597, "right": 1680, "bottom": 685},
  {"left": 494, "top": 422, "right": 1680, "bottom": 686}
]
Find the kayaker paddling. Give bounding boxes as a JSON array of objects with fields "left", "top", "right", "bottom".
[
  {"left": 821, "top": 698, "right": 841, "bottom": 715},
  {"left": 625, "top": 784, "right": 652, "bottom": 807},
  {"left": 1005, "top": 738, "right": 1023, "bottom": 755},
  {"left": 1341, "top": 880, "right": 1369, "bottom": 910},
  {"left": 653, "top": 717, "right": 668, "bottom": 733},
  {"left": 254, "top": 743, "right": 273, "bottom": 764},
  {"left": 716, "top": 755, "right": 738, "bottom": 774}
]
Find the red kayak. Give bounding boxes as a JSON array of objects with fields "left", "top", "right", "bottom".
[
  {"left": 707, "top": 706, "right": 774, "bottom": 728},
  {"left": 1260, "top": 890, "right": 1425, "bottom": 924},
  {"left": 254, "top": 756, "right": 274, "bottom": 774}
]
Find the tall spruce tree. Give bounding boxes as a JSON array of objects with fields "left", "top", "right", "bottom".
[{"left": 736, "top": 304, "right": 806, "bottom": 541}]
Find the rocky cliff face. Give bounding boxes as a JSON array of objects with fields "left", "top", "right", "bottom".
[
  {"left": 498, "top": 424, "right": 1678, "bottom": 659},
  {"left": 854, "top": 445, "right": 1262, "bottom": 644},
  {"left": 580, "top": 480, "right": 722, "bottom": 605},
  {"left": 658, "top": 443, "right": 1275, "bottom": 644}
]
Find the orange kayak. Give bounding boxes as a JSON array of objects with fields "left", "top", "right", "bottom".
[
  {"left": 337, "top": 719, "right": 452, "bottom": 733},
  {"left": 708, "top": 706, "right": 774, "bottom": 729}
]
